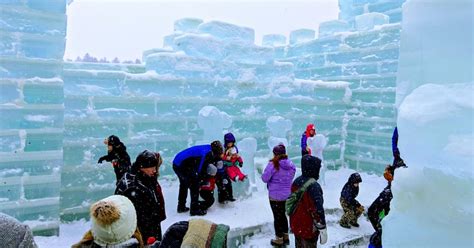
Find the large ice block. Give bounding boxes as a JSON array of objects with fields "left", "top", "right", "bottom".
[
  {"left": 384, "top": 83, "right": 473, "bottom": 247},
  {"left": 174, "top": 18, "right": 203, "bottom": 32},
  {"left": 355, "top": 13, "right": 390, "bottom": 31},
  {"left": 318, "top": 20, "right": 351, "bottom": 38},
  {"left": 384, "top": 0, "right": 473, "bottom": 247},
  {"left": 174, "top": 33, "right": 226, "bottom": 61},
  {"left": 289, "top": 29, "right": 316, "bottom": 44},
  {"left": 197, "top": 21, "right": 255, "bottom": 43},
  {"left": 262, "top": 34, "right": 286, "bottom": 47},
  {"left": 395, "top": 0, "right": 473, "bottom": 107}
]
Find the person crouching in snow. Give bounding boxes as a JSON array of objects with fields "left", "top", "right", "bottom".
[
  {"left": 262, "top": 143, "right": 296, "bottom": 246},
  {"left": 368, "top": 184, "right": 393, "bottom": 248},
  {"left": 97, "top": 135, "right": 131, "bottom": 183},
  {"left": 72, "top": 195, "right": 149, "bottom": 248},
  {"left": 339, "top": 172, "right": 364, "bottom": 228},
  {"left": 159, "top": 219, "right": 230, "bottom": 248},
  {"left": 199, "top": 164, "right": 218, "bottom": 211},
  {"left": 115, "top": 150, "right": 166, "bottom": 244},
  {"left": 223, "top": 133, "right": 247, "bottom": 182},
  {"left": 289, "top": 155, "right": 327, "bottom": 247},
  {"left": 173, "top": 141, "right": 224, "bottom": 215}
]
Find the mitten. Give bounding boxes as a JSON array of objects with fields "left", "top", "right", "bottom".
[
  {"left": 97, "top": 156, "right": 106, "bottom": 164},
  {"left": 319, "top": 228, "right": 328, "bottom": 244}
]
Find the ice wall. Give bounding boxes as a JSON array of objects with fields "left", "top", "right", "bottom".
[
  {"left": 59, "top": 18, "right": 354, "bottom": 220},
  {"left": 279, "top": 0, "right": 406, "bottom": 173},
  {"left": 383, "top": 0, "right": 473, "bottom": 247},
  {"left": 58, "top": 0, "right": 412, "bottom": 219},
  {"left": 0, "top": 0, "right": 67, "bottom": 235}
]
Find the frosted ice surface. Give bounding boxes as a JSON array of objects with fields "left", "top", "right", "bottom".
[
  {"left": 307, "top": 134, "right": 327, "bottom": 161},
  {"left": 289, "top": 29, "right": 316, "bottom": 44},
  {"left": 174, "top": 18, "right": 203, "bottom": 32},
  {"left": 266, "top": 116, "right": 292, "bottom": 150},
  {"left": 384, "top": 83, "right": 474, "bottom": 247},
  {"left": 355, "top": 13, "right": 389, "bottom": 31},
  {"left": 395, "top": 0, "right": 473, "bottom": 107},
  {"left": 197, "top": 21, "right": 255, "bottom": 43},
  {"left": 318, "top": 20, "right": 351, "bottom": 38},
  {"left": 262, "top": 34, "right": 286, "bottom": 47},
  {"left": 174, "top": 34, "right": 227, "bottom": 61},
  {"left": 197, "top": 106, "right": 232, "bottom": 144},
  {"left": 238, "top": 137, "right": 258, "bottom": 191},
  {"left": 384, "top": 0, "right": 473, "bottom": 247}
]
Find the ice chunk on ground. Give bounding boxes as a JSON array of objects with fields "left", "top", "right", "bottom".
[
  {"left": 289, "top": 28, "right": 316, "bottom": 44},
  {"left": 355, "top": 13, "right": 390, "bottom": 31}
]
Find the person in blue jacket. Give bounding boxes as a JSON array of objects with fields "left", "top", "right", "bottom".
[
  {"left": 387, "top": 127, "right": 407, "bottom": 178},
  {"left": 173, "top": 141, "right": 223, "bottom": 216}
]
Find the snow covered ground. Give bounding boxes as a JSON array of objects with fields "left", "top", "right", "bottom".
[{"left": 35, "top": 167, "right": 387, "bottom": 247}]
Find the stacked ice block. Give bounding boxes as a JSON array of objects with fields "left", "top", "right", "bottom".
[
  {"left": 0, "top": 0, "right": 67, "bottom": 235},
  {"left": 281, "top": 0, "right": 406, "bottom": 173},
  {"left": 59, "top": 18, "right": 353, "bottom": 220}
]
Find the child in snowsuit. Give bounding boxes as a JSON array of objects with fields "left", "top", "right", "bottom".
[
  {"left": 301, "top": 124, "right": 316, "bottom": 156},
  {"left": 368, "top": 184, "right": 393, "bottom": 248},
  {"left": 199, "top": 164, "right": 217, "bottom": 211},
  {"left": 98, "top": 135, "right": 131, "bottom": 183},
  {"left": 289, "top": 155, "right": 328, "bottom": 248},
  {"left": 222, "top": 133, "right": 246, "bottom": 182},
  {"left": 339, "top": 173, "right": 364, "bottom": 228}
]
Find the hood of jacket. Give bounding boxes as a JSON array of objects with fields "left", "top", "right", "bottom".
[{"left": 301, "top": 155, "right": 321, "bottom": 180}]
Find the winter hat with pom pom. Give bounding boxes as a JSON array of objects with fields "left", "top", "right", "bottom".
[{"left": 90, "top": 195, "right": 137, "bottom": 246}]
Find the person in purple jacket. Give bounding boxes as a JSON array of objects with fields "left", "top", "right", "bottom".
[{"left": 262, "top": 143, "right": 296, "bottom": 246}]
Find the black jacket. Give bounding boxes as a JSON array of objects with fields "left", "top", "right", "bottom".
[
  {"left": 115, "top": 169, "right": 166, "bottom": 241},
  {"left": 341, "top": 173, "right": 362, "bottom": 206},
  {"left": 368, "top": 185, "right": 393, "bottom": 222},
  {"left": 99, "top": 144, "right": 131, "bottom": 182},
  {"left": 292, "top": 155, "right": 326, "bottom": 226}
]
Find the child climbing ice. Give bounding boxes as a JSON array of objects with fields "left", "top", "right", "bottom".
[{"left": 223, "top": 133, "right": 247, "bottom": 182}]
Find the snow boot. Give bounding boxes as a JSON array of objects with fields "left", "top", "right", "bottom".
[
  {"left": 350, "top": 222, "right": 360, "bottom": 227},
  {"left": 339, "top": 222, "right": 351, "bottom": 229},
  {"left": 283, "top": 233, "right": 290, "bottom": 245},
  {"left": 190, "top": 208, "right": 207, "bottom": 216},
  {"left": 270, "top": 237, "right": 285, "bottom": 246},
  {"left": 177, "top": 206, "right": 189, "bottom": 213}
]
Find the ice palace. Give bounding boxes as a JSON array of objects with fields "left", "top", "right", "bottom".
[{"left": 0, "top": 0, "right": 472, "bottom": 247}]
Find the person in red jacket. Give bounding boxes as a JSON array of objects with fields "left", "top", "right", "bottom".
[
  {"left": 290, "top": 155, "right": 327, "bottom": 247},
  {"left": 199, "top": 164, "right": 217, "bottom": 210}
]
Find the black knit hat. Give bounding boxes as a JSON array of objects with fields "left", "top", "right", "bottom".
[
  {"left": 135, "top": 150, "right": 158, "bottom": 168},
  {"left": 106, "top": 135, "right": 122, "bottom": 148}
]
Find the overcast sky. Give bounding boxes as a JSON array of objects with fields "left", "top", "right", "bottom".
[{"left": 65, "top": 0, "right": 339, "bottom": 61}]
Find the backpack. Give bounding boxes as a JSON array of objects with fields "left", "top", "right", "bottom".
[{"left": 285, "top": 178, "right": 317, "bottom": 215}]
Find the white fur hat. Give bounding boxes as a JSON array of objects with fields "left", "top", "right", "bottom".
[{"left": 90, "top": 195, "right": 137, "bottom": 246}]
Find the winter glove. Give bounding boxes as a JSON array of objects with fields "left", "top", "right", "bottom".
[
  {"left": 319, "top": 228, "right": 328, "bottom": 245},
  {"left": 216, "top": 161, "right": 224, "bottom": 170},
  {"left": 97, "top": 156, "right": 107, "bottom": 164}
]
